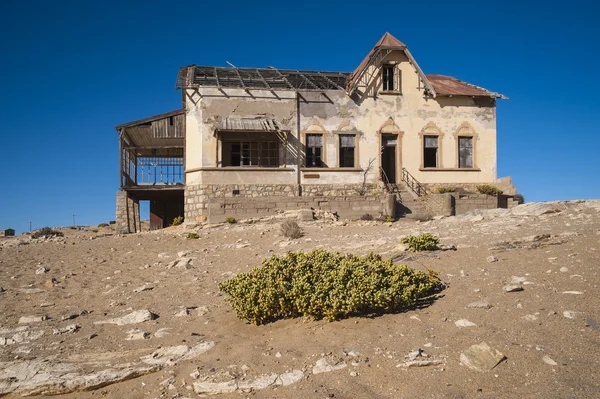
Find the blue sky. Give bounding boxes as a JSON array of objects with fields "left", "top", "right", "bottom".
[{"left": 1, "top": 0, "right": 599, "bottom": 233}]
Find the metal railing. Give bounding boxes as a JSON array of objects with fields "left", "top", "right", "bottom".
[{"left": 402, "top": 168, "right": 428, "bottom": 197}]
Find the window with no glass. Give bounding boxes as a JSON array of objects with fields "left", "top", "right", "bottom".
[
  {"left": 225, "top": 141, "right": 278, "bottom": 167},
  {"left": 458, "top": 136, "right": 473, "bottom": 168},
  {"left": 423, "top": 135, "right": 438, "bottom": 168},
  {"left": 382, "top": 64, "right": 401, "bottom": 92},
  {"left": 305, "top": 134, "right": 323, "bottom": 167},
  {"left": 339, "top": 134, "right": 356, "bottom": 168}
]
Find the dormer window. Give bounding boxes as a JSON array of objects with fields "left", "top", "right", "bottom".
[{"left": 382, "top": 64, "right": 401, "bottom": 93}]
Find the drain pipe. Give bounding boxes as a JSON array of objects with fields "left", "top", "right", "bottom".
[{"left": 296, "top": 91, "right": 302, "bottom": 196}]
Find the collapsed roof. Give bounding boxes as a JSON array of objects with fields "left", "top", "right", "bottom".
[{"left": 175, "top": 33, "right": 505, "bottom": 99}]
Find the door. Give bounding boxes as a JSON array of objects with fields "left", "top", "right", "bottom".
[{"left": 381, "top": 135, "right": 397, "bottom": 184}]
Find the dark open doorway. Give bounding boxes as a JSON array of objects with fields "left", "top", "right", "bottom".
[
  {"left": 149, "top": 192, "right": 184, "bottom": 230},
  {"left": 381, "top": 135, "right": 397, "bottom": 183}
]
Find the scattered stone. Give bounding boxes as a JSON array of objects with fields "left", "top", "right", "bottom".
[
  {"left": 0, "top": 287, "right": 4, "bottom": 293},
  {"left": 585, "top": 318, "right": 599, "bottom": 330},
  {"left": 141, "top": 341, "right": 215, "bottom": 366},
  {"left": 173, "top": 258, "right": 193, "bottom": 269},
  {"left": 298, "top": 209, "right": 314, "bottom": 222},
  {"left": 190, "top": 369, "right": 201, "bottom": 379},
  {"left": 154, "top": 328, "right": 171, "bottom": 338},
  {"left": 460, "top": 342, "right": 506, "bottom": 372},
  {"left": 486, "top": 256, "right": 498, "bottom": 263},
  {"left": 522, "top": 314, "right": 538, "bottom": 322},
  {"left": 35, "top": 266, "right": 49, "bottom": 274},
  {"left": 174, "top": 307, "right": 195, "bottom": 317},
  {"left": 61, "top": 313, "right": 79, "bottom": 321},
  {"left": 563, "top": 311, "right": 580, "bottom": 319},
  {"left": 312, "top": 358, "right": 347, "bottom": 374},
  {"left": 193, "top": 369, "right": 303, "bottom": 395},
  {"left": 197, "top": 306, "right": 209, "bottom": 316},
  {"left": 560, "top": 267, "right": 569, "bottom": 273},
  {"left": 53, "top": 324, "right": 80, "bottom": 335},
  {"left": 39, "top": 302, "right": 55, "bottom": 308},
  {"left": 133, "top": 284, "right": 154, "bottom": 293},
  {"left": 397, "top": 359, "right": 445, "bottom": 368},
  {"left": 562, "top": 291, "right": 584, "bottom": 295},
  {"left": 438, "top": 244, "right": 457, "bottom": 251},
  {"left": 509, "top": 276, "right": 527, "bottom": 284},
  {"left": 44, "top": 278, "right": 58, "bottom": 288},
  {"left": 542, "top": 355, "right": 558, "bottom": 366},
  {"left": 18, "top": 315, "right": 47, "bottom": 324},
  {"left": 350, "top": 371, "right": 358, "bottom": 377},
  {"left": 158, "top": 252, "right": 170, "bottom": 259},
  {"left": 17, "top": 288, "right": 44, "bottom": 294},
  {"left": 468, "top": 301, "right": 492, "bottom": 309},
  {"left": 94, "top": 310, "right": 158, "bottom": 326},
  {"left": 503, "top": 285, "right": 524, "bottom": 293},
  {"left": 125, "top": 328, "right": 150, "bottom": 341},
  {"left": 275, "top": 352, "right": 282, "bottom": 358},
  {"left": 177, "top": 250, "right": 191, "bottom": 258},
  {"left": 455, "top": 319, "right": 477, "bottom": 328}
]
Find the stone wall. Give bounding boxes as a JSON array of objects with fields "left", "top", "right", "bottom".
[
  {"left": 206, "top": 194, "right": 395, "bottom": 223},
  {"left": 454, "top": 193, "right": 499, "bottom": 214},
  {"left": 115, "top": 191, "right": 141, "bottom": 234},
  {"left": 421, "top": 193, "right": 454, "bottom": 216}
]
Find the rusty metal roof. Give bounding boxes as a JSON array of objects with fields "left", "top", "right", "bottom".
[
  {"left": 426, "top": 75, "right": 506, "bottom": 99},
  {"left": 216, "top": 117, "right": 291, "bottom": 132}
]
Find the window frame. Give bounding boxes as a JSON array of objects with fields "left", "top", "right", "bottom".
[
  {"left": 453, "top": 123, "right": 478, "bottom": 169},
  {"left": 423, "top": 134, "right": 440, "bottom": 169},
  {"left": 457, "top": 136, "right": 474, "bottom": 169},
  {"left": 224, "top": 140, "right": 279, "bottom": 167},
  {"left": 381, "top": 64, "right": 402, "bottom": 94},
  {"left": 338, "top": 134, "right": 357, "bottom": 168}
]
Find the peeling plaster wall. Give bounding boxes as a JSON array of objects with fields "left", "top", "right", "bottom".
[{"left": 182, "top": 52, "right": 498, "bottom": 221}]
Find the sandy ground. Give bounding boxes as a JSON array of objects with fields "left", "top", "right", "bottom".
[{"left": 1, "top": 200, "right": 599, "bottom": 398}]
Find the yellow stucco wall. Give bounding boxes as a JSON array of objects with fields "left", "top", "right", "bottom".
[{"left": 183, "top": 51, "right": 498, "bottom": 187}]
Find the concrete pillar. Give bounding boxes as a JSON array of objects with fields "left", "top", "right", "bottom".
[
  {"left": 441, "top": 193, "right": 455, "bottom": 216},
  {"left": 115, "top": 191, "right": 141, "bottom": 234},
  {"left": 384, "top": 194, "right": 396, "bottom": 218}
]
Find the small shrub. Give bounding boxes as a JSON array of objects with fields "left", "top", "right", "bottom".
[
  {"left": 225, "top": 217, "right": 237, "bottom": 224},
  {"left": 171, "top": 216, "right": 184, "bottom": 226},
  {"left": 436, "top": 186, "right": 456, "bottom": 194},
  {"left": 31, "top": 227, "right": 64, "bottom": 239},
  {"left": 97, "top": 223, "right": 109, "bottom": 228},
  {"left": 280, "top": 219, "right": 303, "bottom": 239},
  {"left": 360, "top": 213, "right": 374, "bottom": 221},
  {"left": 186, "top": 232, "right": 200, "bottom": 239},
  {"left": 513, "top": 194, "right": 525, "bottom": 204},
  {"left": 384, "top": 216, "right": 394, "bottom": 223},
  {"left": 401, "top": 233, "right": 439, "bottom": 251},
  {"left": 575, "top": 199, "right": 586, "bottom": 204},
  {"left": 219, "top": 250, "right": 440, "bottom": 325},
  {"left": 91, "top": 229, "right": 99, "bottom": 233},
  {"left": 371, "top": 189, "right": 382, "bottom": 196},
  {"left": 476, "top": 184, "right": 503, "bottom": 196}
]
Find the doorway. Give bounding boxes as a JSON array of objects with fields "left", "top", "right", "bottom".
[{"left": 381, "top": 134, "right": 397, "bottom": 184}]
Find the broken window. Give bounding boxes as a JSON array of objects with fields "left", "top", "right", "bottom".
[
  {"left": 423, "top": 135, "right": 438, "bottom": 168},
  {"left": 458, "top": 136, "right": 473, "bottom": 168},
  {"left": 229, "top": 141, "right": 278, "bottom": 167},
  {"left": 306, "top": 134, "right": 323, "bottom": 167},
  {"left": 382, "top": 65, "right": 401, "bottom": 92},
  {"left": 339, "top": 134, "right": 355, "bottom": 168}
]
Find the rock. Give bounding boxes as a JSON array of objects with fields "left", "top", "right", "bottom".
[
  {"left": 140, "top": 341, "right": 215, "bottom": 366},
  {"left": 562, "top": 291, "right": 584, "bottom": 295},
  {"left": 585, "top": 318, "right": 599, "bottom": 330},
  {"left": 193, "top": 369, "right": 303, "bottom": 395},
  {"left": 174, "top": 258, "right": 193, "bottom": 269},
  {"left": 542, "top": 355, "right": 558, "bottom": 366},
  {"left": 53, "top": 324, "right": 80, "bottom": 335},
  {"left": 522, "top": 314, "right": 538, "bottom": 321},
  {"left": 194, "top": 380, "right": 238, "bottom": 394},
  {"left": 17, "top": 288, "right": 44, "bottom": 294},
  {"left": 125, "top": 328, "right": 150, "bottom": 341},
  {"left": 312, "top": 358, "right": 347, "bottom": 374},
  {"left": 61, "top": 313, "right": 79, "bottom": 321},
  {"left": 133, "top": 284, "right": 154, "bottom": 293},
  {"left": 455, "top": 319, "right": 477, "bottom": 328},
  {"left": 350, "top": 371, "right": 358, "bottom": 377},
  {"left": 177, "top": 250, "right": 191, "bottom": 258},
  {"left": 396, "top": 359, "right": 445, "bottom": 368},
  {"left": 560, "top": 267, "right": 569, "bottom": 272},
  {"left": 298, "top": 209, "right": 314, "bottom": 221},
  {"left": 19, "top": 315, "right": 47, "bottom": 324},
  {"left": 94, "top": 310, "right": 157, "bottom": 326},
  {"left": 468, "top": 301, "right": 492, "bottom": 309},
  {"left": 154, "top": 328, "right": 171, "bottom": 338},
  {"left": 190, "top": 369, "right": 201, "bottom": 379},
  {"left": 486, "top": 256, "right": 498, "bottom": 263},
  {"left": 563, "top": 311, "right": 580, "bottom": 319},
  {"left": 460, "top": 342, "right": 506, "bottom": 372},
  {"left": 503, "top": 285, "right": 524, "bottom": 292},
  {"left": 35, "top": 266, "right": 49, "bottom": 274},
  {"left": 158, "top": 252, "right": 170, "bottom": 259},
  {"left": 509, "top": 276, "right": 527, "bottom": 284},
  {"left": 197, "top": 305, "right": 209, "bottom": 316},
  {"left": 438, "top": 244, "right": 456, "bottom": 251},
  {"left": 39, "top": 302, "right": 54, "bottom": 307},
  {"left": 0, "top": 287, "right": 5, "bottom": 293}
]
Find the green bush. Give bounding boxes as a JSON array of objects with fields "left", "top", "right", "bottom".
[
  {"left": 383, "top": 216, "right": 394, "bottom": 223},
  {"left": 171, "top": 216, "right": 184, "bottom": 226},
  {"left": 225, "top": 216, "right": 237, "bottom": 224},
  {"left": 436, "top": 186, "right": 456, "bottom": 194},
  {"left": 219, "top": 250, "right": 440, "bottom": 325},
  {"left": 97, "top": 223, "right": 109, "bottom": 228},
  {"left": 186, "top": 232, "right": 200, "bottom": 239},
  {"left": 401, "top": 233, "right": 439, "bottom": 251},
  {"left": 280, "top": 219, "right": 303, "bottom": 239},
  {"left": 31, "top": 227, "right": 64, "bottom": 239},
  {"left": 476, "top": 184, "right": 503, "bottom": 196},
  {"left": 91, "top": 229, "right": 99, "bottom": 233}
]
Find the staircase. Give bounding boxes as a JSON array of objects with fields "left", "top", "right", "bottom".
[{"left": 380, "top": 167, "right": 429, "bottom": 219}]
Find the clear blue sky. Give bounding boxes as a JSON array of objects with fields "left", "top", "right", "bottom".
[{"left": 1, "top": 0, "right": 599, "bottom": 233}]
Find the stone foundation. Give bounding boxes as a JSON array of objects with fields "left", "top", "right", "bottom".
[
  {"left": 206, "top": 193, "right": 395, "bottom": 223},
  {"left": 115, "top": 191, "right": 141, "bottom": 234}
]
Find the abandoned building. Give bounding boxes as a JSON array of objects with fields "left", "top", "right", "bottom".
[
  {"left": 0, "top": 228, "right": 15, "bottom": 237},
  {"left": 115, "top": 32, "right": 518, "bottom": 233}
]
